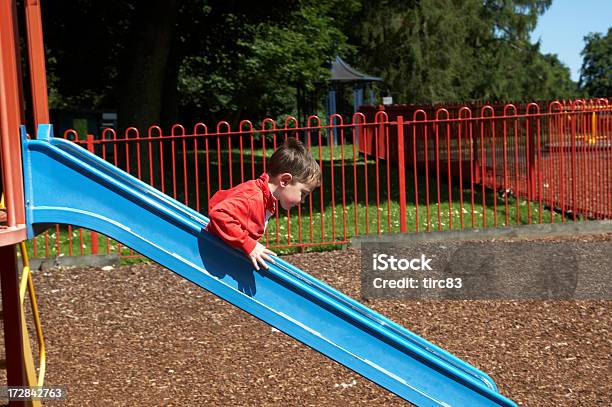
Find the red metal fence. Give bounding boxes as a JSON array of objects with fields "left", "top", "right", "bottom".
[
  {"left": 359, "top": 98, "right": 611, "bottom": 225},
  {"left": 28, "top": 98, "right": 611, "bottom": 258}
]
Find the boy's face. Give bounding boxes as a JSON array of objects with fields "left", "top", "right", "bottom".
[{"left": 276, "top": 175, "right": 317, "bottom": 211}]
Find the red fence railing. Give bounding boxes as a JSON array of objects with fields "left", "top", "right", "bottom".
[
  {"left": 359, "top": 98, "right": 611, "bottom": 225},
  {"left": 27, "top": 98, "right": 612, "bottom": 258}
]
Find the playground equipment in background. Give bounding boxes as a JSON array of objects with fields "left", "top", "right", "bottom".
[{"left": 0, "top": 0, "right": 519, "bottom": 405}]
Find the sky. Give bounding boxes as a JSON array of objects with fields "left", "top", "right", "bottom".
[{"left": 530, "top": 0, "right": 611, "bottom": 82}]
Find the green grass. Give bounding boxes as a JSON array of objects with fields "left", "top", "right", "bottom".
[
  {"left": 24, "top": 142, "right": 567, "bottom": 260},
  {"left": 264, "top": 182, "right": 564, "bottom": 254},
  {"left": 24, "top": 226, "right": 147, "bottom": 265}
]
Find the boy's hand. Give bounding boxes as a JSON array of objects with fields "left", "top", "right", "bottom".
[{"left": 248, "top": 242, "right": 277, "bottom": 270}]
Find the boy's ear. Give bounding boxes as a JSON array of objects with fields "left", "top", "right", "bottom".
[{"left": 279, "top": 173, "right": 293, "bottom": 187}]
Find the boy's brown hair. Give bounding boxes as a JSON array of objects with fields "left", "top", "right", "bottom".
[{"left": 267, "top": 138, "right": 321, "bottom": 185}]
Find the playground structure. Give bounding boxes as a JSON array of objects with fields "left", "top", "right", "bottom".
[{"left": 0, "top": 2, "right": 522, "bottom": 406}]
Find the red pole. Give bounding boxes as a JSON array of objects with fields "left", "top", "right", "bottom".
[
  {"left": 273, "top": 132, "right": 280, "bottom": 245},
  {"left": 604, "top": 108, "right": 612, "bottom": 217},
  {"left": 340, "top": 124, "right": 346, "bottom": 240},
  {"left": 204, "top": 136, "right": 210, "bottom": 207},
  {"left": 491, "top": 117, "right": 497, "bottom": 227},
  {"left": 308, "top": 121, "right": 316, "bottom": 241},
  {"left": 173, "top": 129, "right": 179, "bottom": 199},
  {"left": 159, "top": 129, "right": 166, "bottom": 194},
  {"left": 329, "top": 119, "right": 337, "bottom": 241},
  {"left": 412, "top": 120, "right": 419, "bottom": 232},
  {"left": 397, "top": 116, "right": 407, "bottom": 233},
  {"left": 457, "top": 113, "right": 464, "bottom": 229},
  {"left": 318, "top": 126, "right": 325, "bottom": 241},
  {"left": 294, "top": 128, "right": 302, "bottom": 246},
  {"left": 582, "top": 109, "right": 588, "bottom": 221},
  {"left": 24, "top": 0, "right": 50, "bottom": 126},
  {"left": 559, "top": 112, "right": 566, "bottom": 222},
  {"left": 571, "top": 111, "right": 577, "bottom": 221},
  {"left": 434, "top": 119, "right": 441, "bottom": 231},
  {"left": 182, "top": 129, "right": 189, "bottom": 205},
  {"left": 352, "top": 122, "right": 358, "bottom": 236},
  {"left": 480, "top": 117, "right": 487, "bottom": 228},
  {"left": 0, "top": 0, "right": 26, "bottom": 228},
  {"left": 0, "top": 244, "right": 28, "bottom": 407},
  {"left": 445, "top": 116, "right": 452, "bottom": 230},
  {"left": 102, "top": 130, "right": 112, "bottom": 254},
  {"left": 10, "top": 0, "right": 25, "bottom": 123},
  {"left": 536, "top": 114, "right": 543, "bottom": 223},
  {"left": 193, "top": 130, "right": 200, "bottom": 212},
  {"left": 424, "top": 120, "right": 431, "bottom": 231},
  {"left": 238, "top": 131, "right": 244, "bottom": 183},
  {"left": 147, "top": 127, "right": 155, "bottom": 187},
  {"left": 86, "top": 135, "right": 99, "bottom": 255},
  {"left": 226, "top": 129, "right": 233, "bottom": 188},
  {"left": 502, "top": 111, "right": 509, "bottom": 226},
  {"left": 469, "top": 115, "right": 476, "bottom": 228},
  {"left": 525, "top": 115, "right": 533, "bottom": 224},
  {"left": 363, "top": 124, "right": 369, "bottom": 234},
  {"left": 375, "top": 120, "right": 382, "bottom": 234},
  {"left": 136, "top": 129, "right": 142, "bottom": 180},
  {"left": 513, "top": 116, "right": 520, "bottom": 225}
]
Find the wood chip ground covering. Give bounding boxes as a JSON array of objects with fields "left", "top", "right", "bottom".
[{"left": 2, "top": 234, "right": 610, "bottom": 406}]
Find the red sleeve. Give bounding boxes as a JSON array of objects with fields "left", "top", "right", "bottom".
[{"left": 207, "top": 194, "right": 258, "bottom": 255}]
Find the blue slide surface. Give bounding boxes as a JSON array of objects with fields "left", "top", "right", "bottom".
[{"left": 21, "top": 125, "right": 517, "bottom": 407}]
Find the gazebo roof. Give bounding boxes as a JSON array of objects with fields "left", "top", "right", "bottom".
[{"left": 330, "top": 55, "right": 382, "bottom": 82}]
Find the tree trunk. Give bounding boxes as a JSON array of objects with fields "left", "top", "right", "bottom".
[
  {"left": 160, "top": 38, "right": 180, "bottom": 130},
  {"left": 115, "top": 0, "right": 178, "bottom": 183},
  {"left": 117, "top": 0, "right": 178, "bottom": 132}
]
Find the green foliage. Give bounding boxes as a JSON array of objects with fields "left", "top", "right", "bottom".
[
  {"left": 349, "top": 0, "right": 575, "bottom": 103},
  {"left": 579, "top": 28, "right": 612, "bottom": 97},
  {"left": 42, "top": 0, "right": 580, "bottom": 127},
  {"left": 43, "top": 0, "right": 132, "bottom": 110},
  {"left": 177, "top": 0, "right": 356, "bottom": 122},
  {"left": 523, "top": 52, "right": 578, "bottom": 99}
]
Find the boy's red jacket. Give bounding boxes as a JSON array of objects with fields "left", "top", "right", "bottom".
[{"left": 206, "top": 173, "right": 277, "bottom": 254}]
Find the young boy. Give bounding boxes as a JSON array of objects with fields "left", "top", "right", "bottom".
[{"left": 207, "top": 138, "right": 321, "bottom": 270}]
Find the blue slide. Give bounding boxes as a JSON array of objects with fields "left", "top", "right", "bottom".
[{"left": 21, "top": 125, "right": 517, "bottom": 407}]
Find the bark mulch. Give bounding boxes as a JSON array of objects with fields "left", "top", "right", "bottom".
[{"left": 1, "top": 234, "right": 610, "bottom": 406}]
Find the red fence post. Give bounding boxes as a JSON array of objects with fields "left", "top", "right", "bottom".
[
  {"left": 397, "top": 116, "right": 407, "bottom": 233},
  {"left": 86, "top": 134, "right": 99, "bottom": 255},
  {"left": 527, "top": 116, "right": 537, "bottom": 200}
]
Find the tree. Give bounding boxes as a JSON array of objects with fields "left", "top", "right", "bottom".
[
  {"left": 43, "top": 0, "right": 354, "bottom": 128},
  {"left": 349, "top": 0, "right": 477, "bottom": 104},
  {"left": 522, "top": 52, "right": 578, "bottom": 99},
  {"left": 116, "top": 0, "right": 179, "bottom": 130},
  {"left": 579, "top": 28, "right": 612, "bottom": 97},
  {"left": 41, "top": 0, "right": 579, "bottom": 129},
  {"left": 42, "top": 0, "right": 133, "bottom": 110},
  {"left": 177, "top": 0, "right": 357, "bottom": 124},
  {"left": 348, "top": 0, "right": 576, "bottom": 104}
]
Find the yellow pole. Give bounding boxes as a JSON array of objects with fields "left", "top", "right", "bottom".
[{"left": 18, "top": 242, "right": 44, "bottom": 407}]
